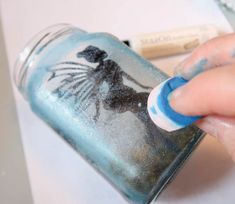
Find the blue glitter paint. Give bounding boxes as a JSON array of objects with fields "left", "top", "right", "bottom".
[
  {"left": 157, "top": 77, "right": 201, "bottom": 126},
  {"left": 188, "top": 58, "right": 208, "bottom": 78},
  {"left": 27, "top": 34, "right": 147, "bottom": 203}
]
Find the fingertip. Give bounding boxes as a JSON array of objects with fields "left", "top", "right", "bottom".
[
  {"left": 196, "top": 117, "right": 218, "bottom": 138},
  {"left": 169, "top": 85, "right": 186, "bottom": 113},
  {"left": 169, "top": 80, "right": 199, "bottom": 116},
  {"left": 174, "top": 57, "right": 209, "bottom": 80},
  {"left": 174, "top": 33, "right": 235, "bottom": 80},
  {"left": 174, "top": 59, "right": 191, "bottom": 80}
]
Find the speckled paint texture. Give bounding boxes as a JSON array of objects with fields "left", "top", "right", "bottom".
[{"left": 16, "top": 25, "right": 204, "bottom": 204}]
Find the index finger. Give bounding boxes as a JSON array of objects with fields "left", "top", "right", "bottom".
[{"left": 175, "top": 33, "right": 235, "bottom": 80}]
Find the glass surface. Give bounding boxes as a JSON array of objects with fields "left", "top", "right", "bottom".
[
  {"left": 15, "top": 24, "right": 204, "bottom": 204},
  {"left": 217, "top": 0, "right": 235, "bottom": 30}
]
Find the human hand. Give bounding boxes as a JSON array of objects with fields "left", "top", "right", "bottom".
[{"left": 169, "top": 33, "right": 235, "bottom": 161}]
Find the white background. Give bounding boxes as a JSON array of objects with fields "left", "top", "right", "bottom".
[{"left": 1, "top": 0, "right": 235, "bottom": 203}]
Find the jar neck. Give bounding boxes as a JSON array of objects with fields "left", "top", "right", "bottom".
[{"left": 14, "top": 24, "right": 86, "bottom": 98}]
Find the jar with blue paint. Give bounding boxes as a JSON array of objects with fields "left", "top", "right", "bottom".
[{"left": 14, "top": 24, "right": 204, "bottom": 204}]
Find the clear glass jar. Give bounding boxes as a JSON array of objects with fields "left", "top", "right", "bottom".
[{"left": 14, "top": 24, "right": 204, "bottom": 204}]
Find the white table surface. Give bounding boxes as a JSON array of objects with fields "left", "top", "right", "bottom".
[{"left": 1, "top": 0, "right": 235, "bottom": 203}]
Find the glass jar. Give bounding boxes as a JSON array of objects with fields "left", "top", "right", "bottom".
[{"left": 14, "top": 24, "right": 204, "bottom": 204}]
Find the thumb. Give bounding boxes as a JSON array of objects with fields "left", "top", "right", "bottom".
[{"left": 170, "top": 64, "right": 235, "bottom": 116}]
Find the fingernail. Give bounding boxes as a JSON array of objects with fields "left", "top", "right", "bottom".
[
  {"left": 174, "top": 68, "right": 184, "bottom": 78},
  {"left": 169, "top": 86, "right": 185, "bottom": 113},
  {"left": 196, "top": 118, "right": 219, "bottom": 138},
  {"left": 174, "top": 60, "right": 187, "bottom": 76},
  {"left": 174, "top": 64, "right": 192, "bottom": 81}
]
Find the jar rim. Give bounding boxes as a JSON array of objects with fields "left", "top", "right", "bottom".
[{"left": 13, "top": 23, "right": 83, "bottom": 96}]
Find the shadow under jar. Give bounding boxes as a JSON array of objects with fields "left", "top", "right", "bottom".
[{"left": 14, "top": 24, "right": 204, "bottom": 204}]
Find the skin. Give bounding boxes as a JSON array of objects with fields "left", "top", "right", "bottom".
[{"left": 169, "top": 33, "right": 235, "bottom": 162}]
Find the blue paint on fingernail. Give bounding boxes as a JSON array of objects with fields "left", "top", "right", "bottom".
[{"left": 188, "top": 58, "right": 208, "bottom": 79}]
